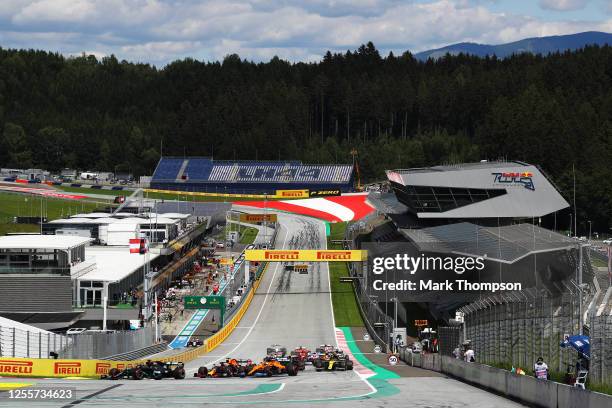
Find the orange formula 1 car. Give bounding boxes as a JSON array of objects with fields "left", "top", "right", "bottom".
[{"left": 246, "top": 357, "right": 299, "bottom": 377}]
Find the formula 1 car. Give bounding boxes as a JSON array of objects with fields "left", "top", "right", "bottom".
[
  {"left": 105, "top": 365, "right": 146, "bottom": 380},
  {"left": 188, "top": 338, "right": 204, "bottom": 347},
  {"left": 246, "top": 357, "right": 299, "bottom": 377},
  {"left": 290, "top": 346, "right": 310, "bottom": 370},
  {"left": 142, "top": 361, "right": 186, "bottom": 380},
  {"left": 313, "top": 349, "right": 354, "bottom": 372},
  {"left": 194, "top": 358, "right": 254, "bottom": 378},
  {"left": 315, "top": 344, "right": 335, "bottom": 354},
  {"left": 266, "top": 344, "right": 288, "bottom": 359},
  {"left": 106, "top": 361, "right": 186, "bottom": 380}
]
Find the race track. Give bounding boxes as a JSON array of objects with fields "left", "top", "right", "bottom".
[{"left": 0, "top": 210, "right": 525, "bottom": 408}]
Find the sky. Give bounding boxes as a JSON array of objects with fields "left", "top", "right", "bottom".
[{"left": 0, "top": 0, "right": 610, "bottom": 66}]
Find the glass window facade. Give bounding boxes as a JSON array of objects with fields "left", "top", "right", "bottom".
[{"left": 391, "top": 182, "right": 507, "bottom": 213}]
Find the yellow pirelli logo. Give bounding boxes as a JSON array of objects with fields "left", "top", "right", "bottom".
[
  {"left": 275, "top": 189, "right": 309, "bottom": 198},
  {"left": 245, "top": 249, "right": 367, "bottom": 262}
]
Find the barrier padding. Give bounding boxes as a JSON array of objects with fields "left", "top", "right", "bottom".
[{"left": 0, "top": 358, "right": 141, "bottom": 379}]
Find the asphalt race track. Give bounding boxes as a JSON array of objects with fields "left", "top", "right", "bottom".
[{"left": 0, "top": 211, "right": 525, "bottom": 408}]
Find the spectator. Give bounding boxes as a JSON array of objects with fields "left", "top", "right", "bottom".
[
  {"left": 534, "top": 357, "right": 549, "bottom": 380},
  {"left": 453, "top": 345, "right": 461, "bottom": 359},
  {"left": 464, "top": 346, "right": 475, "bottom": 363}
]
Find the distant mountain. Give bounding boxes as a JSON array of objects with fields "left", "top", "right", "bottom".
[{"left": 414, "top": 31, "right": 612, "bottom": 61}]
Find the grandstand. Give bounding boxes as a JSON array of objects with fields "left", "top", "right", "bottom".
[{"left": 150, "top": 157, "right": 355, "bottom": 194}]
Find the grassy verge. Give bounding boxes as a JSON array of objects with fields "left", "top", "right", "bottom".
[
  {"left": 239, "top": 227, "right": 259, "bottom": 244},
  {"left": 0, "top": 223, "right": 40, "bottom": 236},
  {"left": 591, "top": 257, "right": 607, "bottom": 268},
  {"left": 328, "top": 222, "right": 364, "bottom": 327},
  {"left": 0, "top": 192, "right": 103, "bottom": 236},
  {"left": 57, "top": 185, "right": 283, "bottom": 202}
]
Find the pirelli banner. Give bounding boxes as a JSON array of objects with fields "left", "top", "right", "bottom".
[
  {"left": 239, "top": 213, "right": 278, "bottom": 223},
  {"left": 0, "top": 357, "right": 139, "bottom": 378},
  {"left": 275, "top": 189, "right": 310, "bottom": 199},
  {"left": 245, "top": 249, "right": 367, "bottom": 262}
]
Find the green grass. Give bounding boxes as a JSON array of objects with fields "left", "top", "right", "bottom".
[
  {"left": 239, "top": 227, "right": 259, "bottom": 244},
  {"left": 57, "top": 185, "right": 129, "bottom": 196},
  {"left": 57, "top": 185, "right": 282, "bottom": 202},
  {"left": 591, "top": 257, "right": 607, "bottom": 268},
  {"left": 328, "top": 222, "right": 364, "bottom": 327},
  {"left": 0, "top": 223, "right": 41, "bottom": 236},
  {"left": 0, "top": 192, "right": 103, "bottom": 236}
]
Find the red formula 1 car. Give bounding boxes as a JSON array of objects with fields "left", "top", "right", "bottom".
[
  {"left": 291, "top": 346, "right": 310, "bottom": 370},
  {"left": 194, "top": 358, "right": 254, "bottom": 378}
]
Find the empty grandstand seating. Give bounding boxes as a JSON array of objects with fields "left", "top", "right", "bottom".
[
  {"left": 152, "top": 158, "right": 184, "bottom": 181},
  {"left": 151, "top": 157, "right": 355, "bottom": 194}
]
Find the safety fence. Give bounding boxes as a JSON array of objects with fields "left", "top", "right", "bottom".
[
  {"left": 0, "top": 325, "right": 156, "bottom": 360},
  {"left": 458, "top": 290, "right": 612, "bottom": 385},
  {"left": 344, "top": 221, "right": 394, "bottom": 352}
]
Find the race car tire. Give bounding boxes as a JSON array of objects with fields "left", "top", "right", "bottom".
[
  {"left": 237, "top": 366, "right": 246, "bottom": 378},
  {"left": 346, "top": 360, "right": 354, "bottom": 370},
  {"left": 286, "top": 363, "right": 298, "bottom": 376},
  {"left": 108, "top": 368, "right": 120, "bottom": 380},
  {"left": 313, "top": 359, "right": 322, "bottom": 369},
  {"left": 196, "top": 367, "right": 208, "bottom": 378},
  {"left": 132, "top": 368, "right": 144, "bottom": 380},
  {"left": 264, "top": 367, "right": 273, "bottom": 377},
  {"left": 174, "top": 367, "right": 186, "bottom": 380}
]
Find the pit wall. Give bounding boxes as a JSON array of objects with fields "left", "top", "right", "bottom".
[{"left": 400, "top": 351, "right": 611, "bottom": 408}]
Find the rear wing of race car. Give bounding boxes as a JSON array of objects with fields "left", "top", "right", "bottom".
[{"left": 226, "top": 358, "right": 252, "bottom": 364}]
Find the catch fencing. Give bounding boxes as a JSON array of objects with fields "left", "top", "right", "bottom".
[
  {"left": 0, "top": 324, "right": 156, "bottom": 360},
  {"left": 344, "top": 220, "right": 394, "bottom": 352},
  {"left": 459, "top": 289, "right": 611, "bottom": 384}
]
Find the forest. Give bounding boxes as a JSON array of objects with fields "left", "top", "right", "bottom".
[{"left": 0, "top": 43, "right": 610, "bottom": 233}]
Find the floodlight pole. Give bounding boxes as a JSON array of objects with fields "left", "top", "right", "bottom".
[{"left": 578, "top": 243, "right": 583, "bottom": 335}]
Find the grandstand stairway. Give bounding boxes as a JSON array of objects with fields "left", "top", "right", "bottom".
[{"left": 175, "top": 159, "right": 190, "bottom": 182}]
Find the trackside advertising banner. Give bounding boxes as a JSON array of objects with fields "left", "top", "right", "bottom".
[
  {"left": 274, "top": 189, "right": 310, "bottom": 198},
  {"left": 0, "top": 357, "right": 139, "bottom": 378},
  {"left": 239, "top": 213, "right": 278, "bottom": 223},
  {"left": 245, "top": 249, "right": 367, "bottom": 262},
  {"left": 362, "top": 241, "right": 581, "bottom": 302},
  {"left": 309, "top": 189, "right": 341, "bottom": 197}
]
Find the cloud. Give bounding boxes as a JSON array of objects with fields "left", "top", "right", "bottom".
[
  {"left": 539, "top": 0, "right": 589, "bottom": 11},
  {"left": 0, "top": 0, "right": 610, "bottom": 65}
]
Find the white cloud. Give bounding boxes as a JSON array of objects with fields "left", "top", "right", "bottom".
[
  {"left": 539, "top": 0, "right": 589, "bottom": 11},
  {"left": 0, "top": 0, "right": 610, "bottom": 65}
]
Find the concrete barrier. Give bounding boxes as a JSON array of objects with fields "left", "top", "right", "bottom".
[{"left": 399, "top": 351, "right": 611, "bottom": 408}]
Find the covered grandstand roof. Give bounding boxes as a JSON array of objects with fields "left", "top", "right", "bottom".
[
  {"left": 388, "top": 160, "right": 530, "bottom": 174},
  {"left": 152, "top": 157, "right": 353, "bottom": 184},
  {"left": 400, "top": 222, "right": 577, "bottom": 264},
  {"left": 80, "top": 247, "right": 160, "bottom": 283},
  {"left": 0, "top": 235, "right": 92, "bottom": 250}
]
